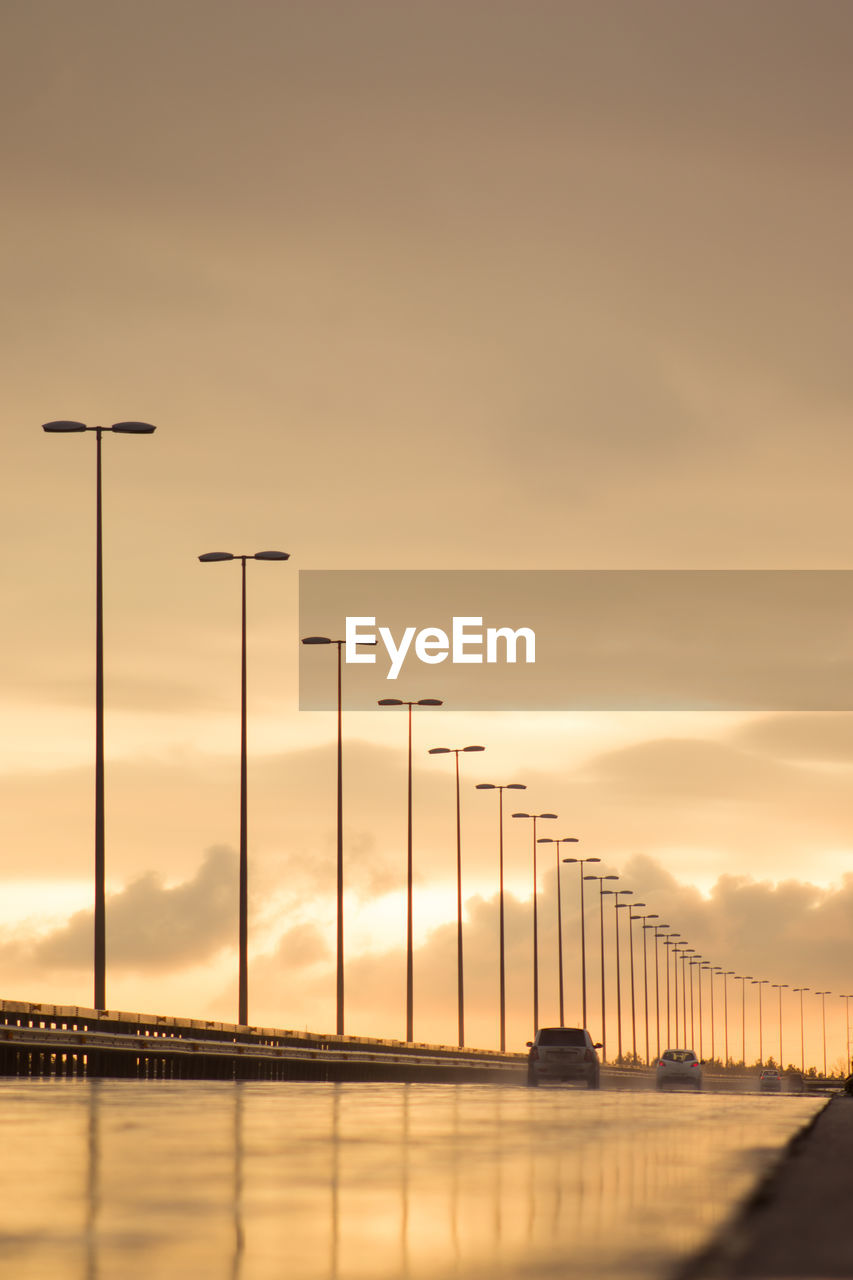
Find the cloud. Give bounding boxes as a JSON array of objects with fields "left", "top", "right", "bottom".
[
  {"left": 732, "top": 713, "right": 853, "bottom": 763},
  {"left": 5, "top": 846, "right": 238, "bottom": 973}
]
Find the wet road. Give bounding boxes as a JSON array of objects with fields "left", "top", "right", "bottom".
[{"left": 0, "top": 1080, "right": 823, "bottom": 1279}]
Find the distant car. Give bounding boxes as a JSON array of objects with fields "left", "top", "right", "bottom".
[
  {"left": 526, "top": 1027, "right": 601, "bottom": 1088},
  {"left": 759, "top": 1068, "right": 782, "bottom": 1092},
  {"left": 655, "top": 1049, "right": 702, "bottom": 1090}
]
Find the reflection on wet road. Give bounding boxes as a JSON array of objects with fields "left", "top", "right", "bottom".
[{"left": 0, "top": 1080, "right": 822, "bottom": 1279}]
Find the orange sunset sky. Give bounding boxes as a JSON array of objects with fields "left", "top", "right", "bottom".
[{"left": 2, "top": 1, "right": 852, "bottom": 1067}]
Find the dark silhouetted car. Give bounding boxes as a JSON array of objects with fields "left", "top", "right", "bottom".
[
  {"left": 526, "top": 1027, "right": 601, "bottom": 1088},
  {"left": 759, "top": 1068, "right": 782, "bottom": 1092},
  {"left": 655, "top": 1049, "right": 702, "bottom": 1090}
]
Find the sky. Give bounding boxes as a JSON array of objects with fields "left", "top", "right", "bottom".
[{"left": 2, "top": 1, "right": 852, "bottom": 1070}]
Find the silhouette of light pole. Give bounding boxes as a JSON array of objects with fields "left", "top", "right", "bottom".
[
  {"left": 43, "top": 419, "right": 157, "bottom": 1012},
  {"left": 840, "top": 994, "right": 852, "bottom": 1074},
  {"left": 644, "top": 918, "right": 665, "bottom": 1061},
  {"left": 722, "top": 970, "right": 735, "bottom": 1066},
  {"left": 562, "top": 854, "right": 601, "bottom": 1028},
  {"left": 512, "top": 812, "right": 558, "bottom": 1034},
  {"left": 752, "top": 979, "right": 769, "bottom": 1066},
  {"left": 695, "top": 958, "right": 707, "bottom": 1059},
  {"left": 584, "top": 873, "right": 619, "bottom": 1059},
  {"left": 428, "top": 744, "right": 485, "bottom": 1046},
  {"left": 793, "top": 986, "right": 809, "bottom": 1073},
  {"left": 625, "top": 903, "right": 645, "bottom": 1064},
  {"left": 772, "top": 983, "right": 788, "bottom": 1069},
  {"left": 538, "top": 836, "right": 579, "bottom": 1026},
  {"left": 201, "top": 549, "right": 290, "bottom": 1026},
  {"left": 663, "top": 933, "right": 681, "bottom": 1046},
  {"left": 740, "top": 976, "right": 753, "bottom": 1066},
  {"left": 701, "top": 962, "right": 717, "bottom": 1064},
  {"left": 301, "top": 633, "right": 377, "bottom": 1035},
  {"left": 683, "top": 948, "right": 696, "bottom": 1049},
  {"left": 602, "top": 887, "right": 632, "bottom": 1061},
  {"left": 688, "top": 955, "right": 701, "bottom": 1056},
  {"left": 816, "top": 991, "right": 831, "bottom": 1077},
  {"left": 672, "top": 941, "right": 688, "bottom": 1043},
  {"left": 378, "top": 697, "right": 443, "bottom": 1043},
  {"left": 475, "top": 783, "right": 526, "bottom": 1051}
]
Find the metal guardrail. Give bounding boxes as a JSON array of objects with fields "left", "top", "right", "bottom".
[{"left": 0, "top": 998, "right": 527, "bottom": 1082}]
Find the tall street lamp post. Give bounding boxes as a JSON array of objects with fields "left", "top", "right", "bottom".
[
  {"left": 793, "top": 987, "right": 809, "bottom": 1073},
  {"left": 584, "top": 873, "right": 619, "bottom": 1060},
  {"left": 772, "top": 983, "right": 788, "bottom": 1069},
  {"left": 686, "top": 957, "right": 696, "bottom": 1054},
  {"left": 512, "top": 812, "right": 558, "bottom": 1034},
  {"left": 663, "top": 933, "right": 681, "bottom": 1047},
  {"left": 475, "top": 783, "right": 526, "bottom": 1051},
  {"left": 201, "top": 549, "right": 290, "bottom": 1026},
  {"left": 648, "top": 921, "right": 666, "bottom": 1059},
  {"left": 43, "top": 420, "right": 157, "bottom": 1012},
  {"left": 644, "top": 918, "right": 664, "bottom": 1062},
  {"left": 538, "top": 837, "right": 579, "bottom": 1026},
  {"left": 722, "top": 971, "right": 735, "bottom": 1066},
  {"left": 625, "top": 903, "right": 646, "bottom": 1063},
  {"left": 752, "top": 978, "right": 769, "bottom": 1066},
  {"left": 740, "top": 976, "right": 753, "bottom": 1066},
  {"left": 816, "top": 991, "right": 831, "bottom": 1078},
  {"left": 428, "top": 745, "right": 486, "bottom": 1047},
  {"left": 841, "top": 994, "right": 853, "bottom": 1075},
  {"left": 562, "top": 854, "right": 601, "bottom": 1029},
  {"left": 378, "top": 698, "right": 443, "bottom": 1043},
  {"left": 602, "top": 887, "right": 632, "bottom": 1061},
  {"left": 301, "top": 633, "right": 377, "bottom": 1035}
]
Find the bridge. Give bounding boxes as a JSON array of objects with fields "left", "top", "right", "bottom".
[
  {"left": 0, "top": 998, "right": 526, "bottom": 1084},
  {"left": 2, "top": 999, "right": 844, "bottom": 1090}
]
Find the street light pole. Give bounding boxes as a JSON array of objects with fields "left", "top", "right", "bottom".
[
  {"left": 752, "top": 979, "right": 769, "bottom": 1067},
  {"left": 740, "top": 976, "right": 753, "bottom": 1066},
  {"left": 512, "top": 812, "right": 558, "bottom": 1034},
  {"left": 43, "top": 420, "right": 157, "bottom": 1012},
  {"left": 652, "top": 924, "right": 668, "bottom": 1060},
  {"left": 201, "top": 549, "right": 290, "bottom": 1026},
  {"left": 793, "top": 987, "right": 809, "bottom": 1073},
  {"left": 429, "top": 745, "right": 486, "bottom": 1047},
  {"left": 816, "top": 991, "right": 831, "bottom": 1078},
  {"left": 538, "top": 837, "right": 580, "bottom": 1026},
  {"left": 562, "top": 854, "right": 601, "bottom": 1028},
  {"left": 723, "top": 971, "right": 734, "bottom": 1066},
  {"left": 663, "top": 933, "right": 680, "bottom": 1047},
  {"left": 772, "top": 983, "right": 788, "bottom": 1069},
  {"left": 603, "top": 887, "right": 632, "bottom": 1061},
  {"left": 841, "top": 994, "right": 852, "bottom": 1075},
  {"left": 476, "top": 783, "right": 526, "bottom": 1051},
  {"left": 584, "top": 873, "right": 619, "bottom": 1060},
  {"left": 378, "top": 697, "right": 443, "bottom": 1043},
  {"left": 626, "top": 904, "right": 646, "bottom": 1064},
  {"left": 301, "top": 633, "right": 377, "bottom": 1035}
]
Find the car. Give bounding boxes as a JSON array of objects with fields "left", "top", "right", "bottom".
[
  {"left": 526, "top": 1027, "right": 602, "bottom": 1088},
  {"left": 655, "top": 1048, "right": 702, "bottom": 1090},
  {"left": 759, "top": 1068, "right": 782, "bottom": 1092}
]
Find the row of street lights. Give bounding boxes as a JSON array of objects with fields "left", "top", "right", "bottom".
[{"left": 42, "top": 422, "right": 850, "bottom": 1067}]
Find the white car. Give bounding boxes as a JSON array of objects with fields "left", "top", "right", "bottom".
[
  {"left": 526, "top": 1027, "right": 601, "bottom": 1088},
  {"left": 655, "top": 1048, "right": 702, "bottom": 1090}
]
